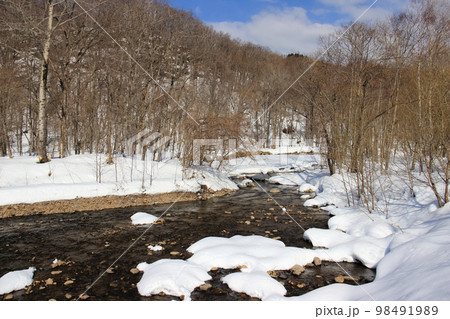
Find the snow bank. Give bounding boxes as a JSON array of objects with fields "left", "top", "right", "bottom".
[
  {"left": 0, "top": 267, "right": 35, "bottom": 295},
  {"left": 226, "top": 154, "right": 321, "bottom": 178},
  {"left": 136, "top": 260, "right": 211, "bottom": 301},
  {"left": 136, "top": 233, "right": 393, "bottom": 300},
  {"left": 130, "top": 212, "right": 158, "bottom": 225},
  {"left": 297, "top": 205, "right": 450, "bottom": 301},
  {"left": 222, "top": 271, "right": 287, "bottom": 301},
  {"left": 268, "top": 174, "right": 307, "bottom": 186},
  {"left": 187, "top": 235, "right": 318, "bottom": 273},
  {"left": 293, "top": 165, "right": 450, "bottom": 300},
  {"left": 0, "top": 155, "right": 237, "bottom": 206},
  {"left": 304, "top": 174, "right": 349, "bottom": 208},
  {"left": 299, "top": 183, "right": 318, "bottom": 193}
]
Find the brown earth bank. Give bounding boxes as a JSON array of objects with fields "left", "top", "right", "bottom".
[{"left": 0, "top": 189, "right": 236, "bottom": 219}]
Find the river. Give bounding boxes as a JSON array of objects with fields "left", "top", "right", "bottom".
[{"left": 0, "top": 182, "right": 375, "bottom": 301}]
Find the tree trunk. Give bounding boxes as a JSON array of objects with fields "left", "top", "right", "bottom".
[{"left": 37, "top": 0, "right": 54, "bottom": 163}]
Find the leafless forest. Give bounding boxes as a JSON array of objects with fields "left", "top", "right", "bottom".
[{"left": 0, "top": 0, "right": 448, "bottom": 206}]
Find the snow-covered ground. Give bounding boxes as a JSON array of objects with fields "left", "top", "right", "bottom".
[
  {"left": 1, "top": 151, "right": 449, "bottom": 301},
  {"left": 0, "top": 155, "right": 237, "bottom": 206},
  {"left": 133, "top": 154, "right": 450, "bottom": 301}
]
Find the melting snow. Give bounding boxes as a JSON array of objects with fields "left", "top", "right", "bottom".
[
  {"left": 222, "top": 271, "right": 287, "bottom": 301},
  {"left": 148, "top": 245, "right": 163, "bottom": 251},
  {"left": 130, "top": 212, "right": 158, "bottom": 225},
  {"left": 136, "top": 260, "right": 211, "bottom": 301},
  {"left": 0, "top": 267, "right": 36, "bottom": 295}
]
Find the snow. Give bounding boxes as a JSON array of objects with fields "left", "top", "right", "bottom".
[
  {"left": 148, "top": 245, "right": 163, "bottom": 251},
  {"left": 0, "top": 267, "right": 36, "bottom": 295},
  {"left": 135, "top": 154, "right": 449, "bottom": 301},
  {"left": 222, "top": 271, "right": 286, "bottom": 301},
  {"left": 130, "top": 212, "right": 158, "bottom": 225},
  {"left": 238, "top": 179, "right": 253, "bottom": 187},
  {"left": 136, "top": 260, "right": 211, "bottom": 301},
  {"left": 0, "top": 155, "right": 237, "bottom": 206},
  {"left": 225, "top": 154, "right": 321, "bottom": 178},
  {"left": 268, "top": 174, "right": 306, "bottom": 186},
  {"left": 297, "top": 205, "right": 450, "bottom": 301},
  {"left": 187, "top": 235, "right": 315, "bottom": 273},
  {"left": 293, "top": 165, "right": 450, "bottom": 300},
  {"left": 2, "top": 151, "right": 449, "bottom": 301},
  {"left": 298, "top": 183, "right": 318, "bottom": 193}
]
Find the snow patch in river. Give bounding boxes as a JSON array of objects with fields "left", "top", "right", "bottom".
[
  {"left": 136, "top": 260, "right": 211, "bottom": 301},
  {"left": 130, "top": 212, "right": 158, "bottom": 225},
  {"left": 0, "top": 267, "right": 36, "bottom": 295}
]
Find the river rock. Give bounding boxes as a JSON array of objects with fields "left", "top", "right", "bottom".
[
  {"left": 64, "top": 280, "right": 74, "bottom": 286},
  {"left": 130, "top": 268, "right": 140, "bottom": 274},
  {"left": 335, "top": 275, "right": 358, "bottom": 283},
  {"left": 45, "top": 278, "right": 54, "bottom": 285},
  {"left": 4, "top": 294, "right": 13, "bottom": 300},
  {"left": 278, "top": 272, "right": 288, "bottom": 279},
  {"left": 199, "top": 283, "right": 212, "bottom": 291},
  {"left": 269, "top": 188, "right": 281, "bottom": 194},
  {"left": 290, "top": 265, "right": 305, "bottom": 275},
  {"left": 313, "top": 257, "right": 322, "bottom": 266},
  {"left": 335, "top": 275, "right": 345, "bottom": 283}
]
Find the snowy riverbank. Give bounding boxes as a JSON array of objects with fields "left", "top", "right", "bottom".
[
  {"left": 134, "top": 154, "right": 450, "bottom": 301},
  {"left": 232, "top": 155, "right": 450, "bottom": 300},
  {"left": 0, "top": 155, "right": 237, "bottom": 207},
  {"left": 1, "top": 153, "right": 449, "bottom": 301}
]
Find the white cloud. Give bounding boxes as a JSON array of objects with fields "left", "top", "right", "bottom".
[
  {"left": 210, "top": 7, "right": 336, "bottom": 55},
  {"left": 319, "top": 0, "right": 408, "bottom": 23}
]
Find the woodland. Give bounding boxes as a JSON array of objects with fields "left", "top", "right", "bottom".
[{"left": 0, "top": 0, "right": 448, "bottom": 207}]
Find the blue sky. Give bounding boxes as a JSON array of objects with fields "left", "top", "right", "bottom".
[{"left": 169, "top": 0, "right": 409, "bottom": 55}]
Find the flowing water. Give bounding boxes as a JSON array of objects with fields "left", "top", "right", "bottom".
[{"left": 0, "top": 182, "right": 375, "bottom": 301}]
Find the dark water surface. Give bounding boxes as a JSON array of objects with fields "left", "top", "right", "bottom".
[{"left": 0, "top": 183, "right": 375, "bottom": 301}]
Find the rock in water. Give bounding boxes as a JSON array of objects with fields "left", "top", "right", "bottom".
[
  {"left": 130, "top": 268, "right": 140, "bottom": 274},
  {"left": 269, "top": 188, "right": 281, "bottom": 194},
  {"left": 290, "top": 265, "right": 305, "bottom": 276},
  {"left": 335, "top": 275, "right": 345, "bottom": 283},
  {"left": 199, "top": 283, "right": 212, "bottom": 291},
  {"left": 313, "top": 257, "right": 322, "bottom": 266}
]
